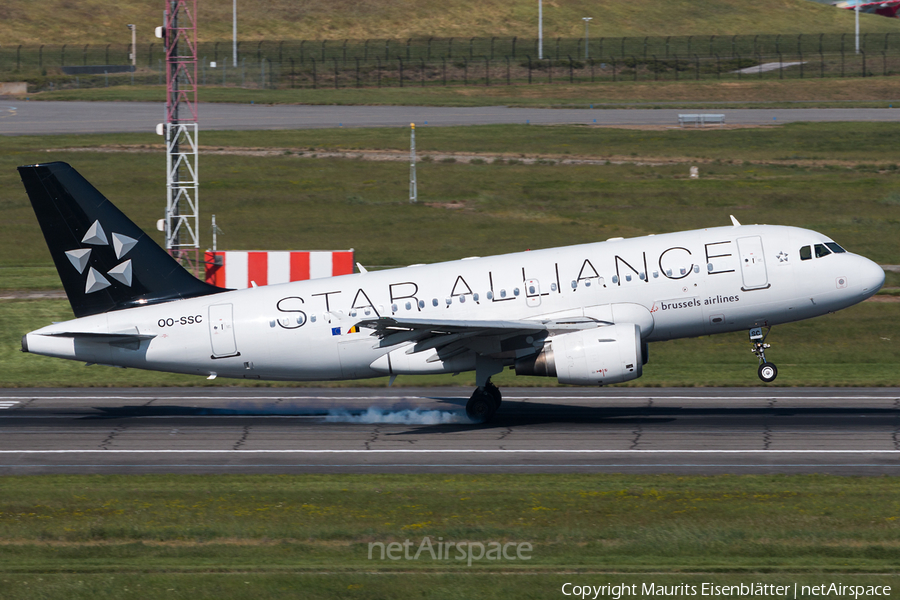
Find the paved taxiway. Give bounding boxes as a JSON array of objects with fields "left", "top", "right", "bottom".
[
  {"left": 2, "top": 102, "right": 900, "bottom": 135},
  {"left": 0, "top": 387, "right": 897, "bottom": 475}
]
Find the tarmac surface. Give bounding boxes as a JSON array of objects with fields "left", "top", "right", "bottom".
[
  {"left": 2, "top": 102, "right": 900, "bottom": 135},
  {"left": 1, "top": 387, "right": 898, "bottom": 475}
]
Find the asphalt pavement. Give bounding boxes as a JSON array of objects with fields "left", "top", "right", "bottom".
[
  {"left": 1, "top": 387, "right": 897, "bottom": 475},
  {"left": 2, "top": 101, "right": 900, "bottom": 135}
]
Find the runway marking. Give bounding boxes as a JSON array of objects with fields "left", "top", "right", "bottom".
[
  {"left": 0, "top": 402, "right": 19, "bottom": 410},
  {"left": 2, "top": 464, "right": 899, "bottom": 469},
  {"left": 0, "top": 449, "right": 898, "bottom": 454},
  {"left": 0, "top": 395, "right": 896, "bottom": 401}
]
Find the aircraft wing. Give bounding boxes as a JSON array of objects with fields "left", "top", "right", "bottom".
[{"left": 354, "top": 315, "right": 606, "bottom": 357}]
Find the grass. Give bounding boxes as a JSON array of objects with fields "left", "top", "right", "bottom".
[
  {"left": 0, "top": 574, "right": 897, "bottom": 600},
  {"left": 0, "top": 474, "right": 899, "bottom": 599},
  {"left": 25, "top": 77, "right": 900, "bottom": 107},
  {"left": 3, "top": 0, "right": 898, "bottom": 44},
  {"left": 4, "top": 124, "right": 900, "bottom": 265}
]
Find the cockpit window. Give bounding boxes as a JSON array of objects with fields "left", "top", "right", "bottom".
[
  {"left": 825, "top": 242, "right": 846, "bottom": 254},
  {"left": 814, "top": 244, "right": 832, "bottom": 258},
  {"left": 800, "top": 245, "right": 812, "bottom": 261}
]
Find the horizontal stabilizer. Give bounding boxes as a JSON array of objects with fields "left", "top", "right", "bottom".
[{"left": 42, "top": 331, "right": 156, "bottom": 343}]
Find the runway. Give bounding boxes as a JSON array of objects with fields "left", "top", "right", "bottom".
[
  {"left": 0, "top": 387, "right": 898, "bottom": 475},
  {"left": 2, "top": 102, "right": 900, "bottom": 135}
]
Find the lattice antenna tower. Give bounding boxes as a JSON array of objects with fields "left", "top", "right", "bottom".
[{"left": 163, "top": 0, "right": 199, "bottom": 273}]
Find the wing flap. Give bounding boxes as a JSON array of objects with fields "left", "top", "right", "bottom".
[
  {"left": 355, "top": 315, "right": 609, "bottom": 357},
  {"left": 356, "top": 316, "right": 547, "bottom": 338}
]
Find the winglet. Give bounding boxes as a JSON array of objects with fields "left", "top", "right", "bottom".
[
  {"left": 356, "top": 262, "right": 368, "bottom": 274},
  {"left": 730, "top": 215, "right": 741, "bottom": 227}
]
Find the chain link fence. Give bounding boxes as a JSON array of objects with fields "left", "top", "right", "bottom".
[{"left": 3, "top": 34, "right": 899, "bottom": 92}]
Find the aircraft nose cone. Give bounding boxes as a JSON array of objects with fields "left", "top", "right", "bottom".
[{"left": 858, "top": 258, "right": 885, "bottom": 297}]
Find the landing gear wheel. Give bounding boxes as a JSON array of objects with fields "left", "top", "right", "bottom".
[
  {"left": 484, "top": 380, "right": 502, "bottom": 408},
  {"left": 758, "top": 362, "right": 778, "bottom": 383},
  {"left": 466, "top": 389, "right": 497, "bottom": 423},
  {"left": 749, "top": 327, "right": 778, "bottom": 383}
]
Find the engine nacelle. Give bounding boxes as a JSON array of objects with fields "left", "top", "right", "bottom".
[{"left": 515, "top": 324, "right": 643, "bottom": 385}]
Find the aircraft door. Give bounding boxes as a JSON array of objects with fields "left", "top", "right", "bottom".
[
  {"left": 209, "top": 303, "right": 240, "bottom": 358},
  {"left": 525, "top": 279, "right": 541, "bottom": 307},
  {"left": 736, "top": 236, "right": 769, "bottom": 290}
]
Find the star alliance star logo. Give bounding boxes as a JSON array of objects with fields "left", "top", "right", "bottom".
[
  {"left": 776, "top": 251, "right": 788, "bottom": 263},
  {"left": 63, "top": 220, "right": 137, "bottom": 294}
]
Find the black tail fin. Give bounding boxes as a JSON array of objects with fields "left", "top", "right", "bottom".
[{"left": 19, "top": 162, "right": 224, "bottom": 318}]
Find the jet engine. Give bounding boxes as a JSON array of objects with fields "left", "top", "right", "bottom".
[{"left": 515, "top": 323, "right": 643, "bottom": 385}]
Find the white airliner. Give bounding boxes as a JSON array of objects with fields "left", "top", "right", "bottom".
[{"left": 19, "top": 163, "right": 885, "bottom": 422}]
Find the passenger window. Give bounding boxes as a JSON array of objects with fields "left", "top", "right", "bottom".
[
  {"left": 391, "top": 304, "right": 398, "bottom": 312},
  {"left": 500, "top": 290, "right": 507, "bottom": 298},
  {"left": 459, "top": 295, "right": 466, "bottom": 303},
  {"left": 800, "top": 246, "right": 812, "bottom": 261},
  {"left": 405, "top": 302, "right": 411, "bottom": 310},
  {"left": 432, "top": 298, "right": 439, "bottom": 307},
  {"left": 825, "top": 242, "right": 846, "bottom": 254},
  {"left": 815, "top": 244, "right": 831, "bottom": 258},
  {"left": 473, "top": 293, "right": 479, "bottom": 302},
  {"left": 311, "top": 315, "right": 317, "bottom": 323},
  {"left": 418, "top": 300, "right": 425, "bottom": 309},
  {"left": 514, "top": 288, "right": 520, "bottom": 296},
  {"left": 486, "top": 291, "right": 493, "bottom": 300},
  {"left": 612, "top": 276, "right": 619, "bottom": 284},
  {"left": 550, "top": 283, "right": 557, "bottom": 292},
  {"left": 571, "top": 280, "right": 577, "bottom": 289},
  {"left": 528, "top": 285, "right": 536, "bottom": 294}
]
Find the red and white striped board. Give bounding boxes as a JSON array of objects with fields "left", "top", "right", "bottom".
[{"left": 204, "top": 250, "right": 354, "bottom": 289}]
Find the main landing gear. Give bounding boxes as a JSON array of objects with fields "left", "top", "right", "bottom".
[
  {"left": 466, "top": 380, "right": 502, "bottom": 422},
  {"left": 466, "top": 356, "right": 505, "bottom": 423},
  {"left": 750, "top": 326, "right": 778, "bottom": 383}
]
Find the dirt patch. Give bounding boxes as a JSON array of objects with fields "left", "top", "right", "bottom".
[
  {"left": 54, "top": 143, "right": 889, "bottom": 170},
  {"left": 0, "top": 290, "right": 66, "bottom": 300},
  {"left": 425, "top": 201, "right": 467, "bottom": 209},
  {"left": 866, "top": 294, "right": 900, "bottom": 303}
]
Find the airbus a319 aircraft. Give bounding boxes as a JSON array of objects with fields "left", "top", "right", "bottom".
[{"left": 19, "top": 163, "right": 885, "bottom": 422}]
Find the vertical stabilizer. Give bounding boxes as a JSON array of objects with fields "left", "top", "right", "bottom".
[{"left": 19, "top": 162, "right": 224, "bottom": 317}]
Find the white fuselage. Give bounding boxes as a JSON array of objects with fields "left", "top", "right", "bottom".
[{"left": 25, "top": 224, "right": 885, "bottom": 382}]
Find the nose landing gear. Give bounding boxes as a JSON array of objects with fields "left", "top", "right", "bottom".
[{"left": 750, "top": 326, "right": 777, "bottom": 382}]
